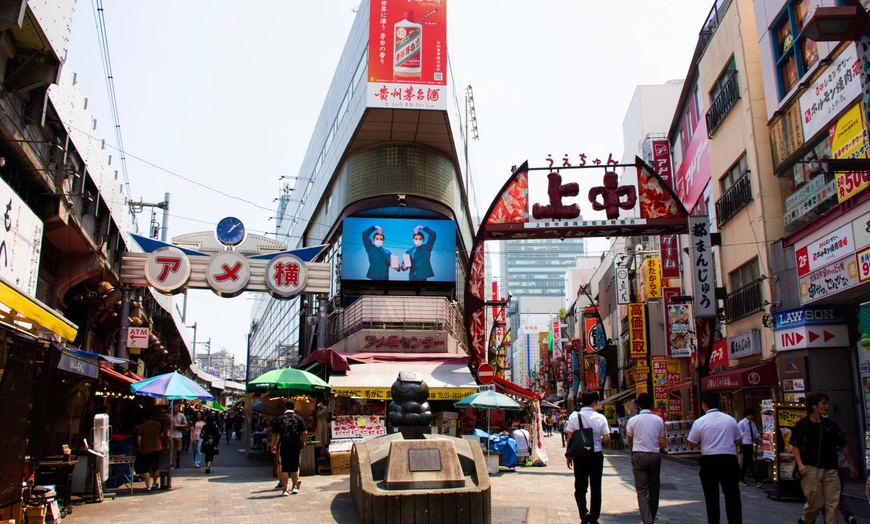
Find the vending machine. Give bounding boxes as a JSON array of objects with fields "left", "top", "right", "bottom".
[{"left": 92, "top": 414, "right": 110, "bottom": 482}]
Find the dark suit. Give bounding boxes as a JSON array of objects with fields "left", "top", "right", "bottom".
[
  {"left": 405, "top": 227, "right": 436, "bottom": 281},
  {"left": 362, "top": 226, "right": 391, "bottom": 280}
]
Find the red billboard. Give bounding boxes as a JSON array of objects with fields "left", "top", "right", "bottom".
[
  {"left": 675, "top": 118, "right": 711, "bottom": 211},
  {"left": 651, "top": 140, "right": 674, "bottom": 188},
  {"left": 367, "top": 0, "right": 447, "bottom": 110}
]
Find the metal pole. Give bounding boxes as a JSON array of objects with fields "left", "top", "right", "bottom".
[
  {"left": 207, "top": 339, "right": 211, "bottom": 375},
  {"left": 161, "top": 192, "right": 170, "bottom": 242},
  {"left": 116, "top": 287, "right": 131, "bottom": 360},
  {"left": 189, "top": 322, "right": 197, "bottom": 365},
  {"left": 317, "top": 293, "right": 327, "bottom": 349}
]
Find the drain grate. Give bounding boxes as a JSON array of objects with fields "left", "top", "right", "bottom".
[{"left": 492, "top": 507, "right": 529, "bottom": 523}]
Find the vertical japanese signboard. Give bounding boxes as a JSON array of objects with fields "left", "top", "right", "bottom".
[
  {"left": 639, "top": 257, "right": 662, "bottom": 301},
  {"left": 0, "top": 176, "right": 43, "bottom": 296},
  {"left": 651, "top": 140, "right": 673, "bottom": 187},
  {"left": 664, "top": 287, "right": 692, "bottom": 358},
  {"left": 660, "top": 234, "right": 680, "bottom": 279},
  {"left": 367, "top": 0, "right": 447, "bottom": 110},
  {"left": 628, "top": 303, "right": 648, "bottom": 360},
  {"left": 769, "top": 101, "right": 805, "bottom": 171},
  {"left": 688, "top": 216, "right": 715, "bottom": 318},
  {"left": 616, "top": 259, "right": 631, "bottom": 305},
  {"left": 831, "top": 102, "right": 870, "bottom": 204}
]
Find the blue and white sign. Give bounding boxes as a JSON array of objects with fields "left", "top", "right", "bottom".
[{"left": 774, "top": 306, "right": 846, "bottom": 330}]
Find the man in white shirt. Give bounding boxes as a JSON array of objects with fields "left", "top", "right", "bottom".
[
  {"left": 737, "top": 408, "right": 761, "bottom": 487},
  {"left": 688, "top": 392, "right": 743, "bottom": 524},
  {"left": 511, "top": 426, "right": 531, "bottom": 461},
  {"left": 565, "top": 391, "right": 611, "bottom": 524},
  {"left": 170, "top": 403, "right": 188, "bottom": 470},
  {"left": 626, "top": 393, "right": 666, "bottom": 524}
]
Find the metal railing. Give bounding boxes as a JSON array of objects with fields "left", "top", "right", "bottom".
[
  {"left": 699, "top": 0, "right": 734, "bottom": 52},
  {"left": 327, "top": 296, "right": 465, "bottom": 346},
  {"left": 715, "top": 171, "right": 752, "bottom": 227},
  {"left": 706, "top": 71, "right": 740, "bottom": 136},
  {"left": 724, "top": 279, "right": 763, "bottom": 323}
]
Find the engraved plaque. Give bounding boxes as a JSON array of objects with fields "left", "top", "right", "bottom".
[{"left": 408, "top": 449, "right": 442, "bottom": 472}]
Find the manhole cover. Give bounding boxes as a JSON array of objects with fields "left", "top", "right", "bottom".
[{"left": 492, "top": 507, "right": 529, "bottom": 523}]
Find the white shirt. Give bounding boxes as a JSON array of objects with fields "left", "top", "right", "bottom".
[
  {"left": 738, "top": 417, "right": 758, "bottom": 445},
  {"left": 626, "top": 409, "right": 665, "bottom": 453},
  {"left": 170, "top": 412, "right": 187, "bottom": 439},
  {"left": 512, "top": 428, "right": 530, "bottom": 454},
  {"left": 565, "top": 407, "right": 610, "bottom": 453},
  {"left": 687, "top": 409, "right": 741, "bottom": 455}
]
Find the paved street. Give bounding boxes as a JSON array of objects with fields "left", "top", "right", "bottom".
[{"left": 63, "top": 434, "right": 867, "bottom": 523}]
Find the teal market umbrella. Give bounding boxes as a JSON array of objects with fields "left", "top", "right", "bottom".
[
  {"left": 455, "top": 390, "right": 522, "bottom": 471},
  {"left": 248, "top": 368, "right": 331, "bottom": 394}
]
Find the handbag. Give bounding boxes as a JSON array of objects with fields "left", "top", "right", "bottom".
[{"left": 565, "top": 411, "right": 596, "bottom": 459}]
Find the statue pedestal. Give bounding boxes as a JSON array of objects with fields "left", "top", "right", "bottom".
[{"left": 384, "top": 439, "right": 465, "bottom": 489}]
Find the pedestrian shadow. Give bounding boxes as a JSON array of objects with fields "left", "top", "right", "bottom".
[{"left": 330, "top": 492, "right": 361, "bottom": 524}]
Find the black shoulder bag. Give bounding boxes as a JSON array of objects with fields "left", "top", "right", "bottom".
[{"left": 565, "top": 411, "right": 595, "bottom": 460}]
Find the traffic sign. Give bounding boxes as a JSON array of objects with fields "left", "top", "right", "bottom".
[
  {"left": 477, "top": 363, "right": 495, "bottom": 384},
  {"left": 127, "top": 327, "right": 150, "bottom": 349},
  {"left": 775, "top": 324, "right": 849, "bottom": 352},
  {"left": 478, "top": 384, "right": 496, "bottom": 392}
]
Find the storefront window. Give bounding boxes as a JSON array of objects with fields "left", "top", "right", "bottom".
[{"left": 779, "top": 139, "right": 835, "bottom": 236}]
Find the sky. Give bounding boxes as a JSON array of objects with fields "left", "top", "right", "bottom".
[{"left": 64, "top": 1, "right": 714, "bottom": 368}]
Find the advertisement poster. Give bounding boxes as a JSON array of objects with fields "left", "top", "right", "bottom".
[
  {"left": 675, "top": 117, "right": 711, "bottom": 210},
  {"left": 341, "top": 217, "right": 456, "bottom": 282},
  {"left": 367, "top": 0, "right": 447, "bottom": 110},
  {"left": 331, "top": 415, "right": 387, "bottom": 439},
  {"left": 628, "top": 303, "right": 648, "bottom": 360},
  {"left": 799, "top": 254, "right": 860, "bottom": 304},
  {"left": 653, "top": 357, "right": 668, "bottom": 413},
  {"left": 667, "top": 303, "right": 693, "bottom": 358},
  {"left": 831, "top": 103, "right": 870, "bottom": 203},
  {"left": 761, "top": 400, "right": 775, "bottom": 461},
  {"left": 799, "top": 43, "right": 861, "bottom": 141},
  {"left": 773, "top": 403, "right": 806, "bottom": 482}
]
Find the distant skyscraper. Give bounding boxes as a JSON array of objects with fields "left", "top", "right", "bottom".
[{"left": 502, "top": 238, "right": 586, "bottom": 297}]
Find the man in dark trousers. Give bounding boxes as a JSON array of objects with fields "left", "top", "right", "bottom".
[
  {"left": 362, "top": 225, "right": 391, "bottom": 280},
  {"left": 688, "top": 392, "right": 743, "bottom": 524},
  {"left": 565, "top": 391, "right": 611, "bottom": 524},
  {"left": 626, "top": 393, "right": 666, "bottom": 524},
  {"left": 271, "top": 399, "right": 308, "bottom": 496},
  {"left": 737, "top": 408, "right": 761, "bottom": 487},
  {"left": 793, "top": 391, "right": 857, "bottom": 524},
  {"left": 401, "top": 225, "right": 436, "bottom": 281}
]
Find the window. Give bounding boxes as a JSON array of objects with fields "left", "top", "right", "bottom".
[
  {"left": 707, "top": 58, "right": 740, "bottom": 135},
  {"left": 773, "top": 0, "right": 819, "bottom": 98},
  {"left": 720, "top": 154, "right": 748, "bottom": 194},
  {"left": 730, "top": 258, "right": 760, "bottom": 290}
]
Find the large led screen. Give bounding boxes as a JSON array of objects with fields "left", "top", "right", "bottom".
[{"left": 342, "top": 217, "right": 456, "bottom": 282}]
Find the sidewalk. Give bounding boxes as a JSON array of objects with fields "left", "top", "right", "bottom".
[{"left": 61, "top": 433, "right": 862, "bottom": 523}]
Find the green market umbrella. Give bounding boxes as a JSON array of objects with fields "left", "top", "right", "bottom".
[
  {"left": 248, "top": 367, "right": 331, "bottom": 394},
  {"left": 204, "top": 400, "right": 227, "bottom": 412}
]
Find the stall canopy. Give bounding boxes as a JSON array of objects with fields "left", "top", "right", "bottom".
[
  {"left": 701, "top": 361, "right": 778, "bottom": 391},
  {"left": 329, "top": 353, "right": 477, "bottom": 400},
  {"left": 494, "top": 376, "right": 541, "bottom": 402},
  {"left": 99, "top": 362, "right": 144, "bottom": 387},
  {"left": 0, "top": 277, "right": 77, "bottom": 341},
  {"left": 601, "top": 387, "right": 635, "bottom": 405},
  {"left": 295, "top": 347, "right": 350, "bottom": 372}
]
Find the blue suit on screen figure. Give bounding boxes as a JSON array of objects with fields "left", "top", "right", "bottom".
[
  {"left": 402, "top": 225, "right": 436, "bottom": 281},
  {"left": 362, "top": 225, "right": 391, "bottom": 280}
]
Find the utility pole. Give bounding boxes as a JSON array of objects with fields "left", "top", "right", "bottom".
[{"left": 128, "top": 193, "right": 170, "bottom": 241}]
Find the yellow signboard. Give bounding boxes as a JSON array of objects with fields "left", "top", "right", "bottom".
[
  {"left": 639, "top": 257, "right": 662, "bottom": 301},
  {"left": 628, "top": 303, "right": 648, "bottom": 360},
  {"left": 833, "top": 103, "right": 870, "bottom": 203},
  {"left": 331, "top": 387, "right": 478, "bottom": 400}
]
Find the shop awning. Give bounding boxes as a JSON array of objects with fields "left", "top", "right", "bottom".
[
  {"left": 701, "top": 361, "right": 778, "bottom": 391},
  {"left": 329, "top": 358, "right": 477, "bottom": 400},
  {"left": 494, "top": 376, "right": 541, "bottom": 401},
  {"left": 0, "top": 276, "right": 77, "bottom": 341},
  {"left": 662, "top": 379, "right": 693, "bottom": 394},
  {"left": 99, "top": 362, "right": 144, "bottom": 387},
  {"left": 295, "top": 347, "right": 350, "bottom": 372},
  {"left": 601, "top": 387, "right": 636, "bottom": 405},
  {"left": 56, "top": 347, "right": 99, "bottom": 378}
]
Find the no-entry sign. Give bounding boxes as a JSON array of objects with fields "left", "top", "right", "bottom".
[{"left": 477, "top": 363, "right": 495, "bottom": 384}]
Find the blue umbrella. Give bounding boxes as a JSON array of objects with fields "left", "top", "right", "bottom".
[{"left": 130, "top": 371, "right": 214, "bottom": 401}]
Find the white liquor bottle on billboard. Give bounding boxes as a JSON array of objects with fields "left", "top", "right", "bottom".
[{"left": 394, "top": 11, "right": 422, "bottom": 76}]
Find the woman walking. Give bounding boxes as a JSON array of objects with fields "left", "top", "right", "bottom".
[
  {"left": 191, "top": 411, "right": 205, "bottom": 468},
  {"left": 200, "top": 413, "right": 222, "bottom": 474}
]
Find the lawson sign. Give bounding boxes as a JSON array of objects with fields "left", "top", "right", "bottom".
[{"left": 774, "top": 306, "right": 846, "bottom": 331}]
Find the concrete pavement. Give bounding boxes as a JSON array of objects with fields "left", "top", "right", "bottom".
[{"left": 62, "top": 433, "right": 866, "bottom": 523}]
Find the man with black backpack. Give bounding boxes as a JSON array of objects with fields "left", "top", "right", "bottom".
[
  {"left": 271, "top": 399, "right": 308, "bottom": 496},
  {"left": 565, "top": 391, "right": 611, "bottom": 524}
]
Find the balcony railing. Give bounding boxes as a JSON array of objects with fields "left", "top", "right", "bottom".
[
  {"left": 724, "top": 279, "right": 763, "bottom": 323},
  {"left": 699, "top": 0, "right": 734, "bottom": 52},
  {"left": 715, "top": 171, "right": 752, "bottom": 227},
  {"left": 706, "top": 71, "right": 740, "bottom": 137},
  {"left": 327, "top": 296, "right": 465, "bottom": 346}
]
